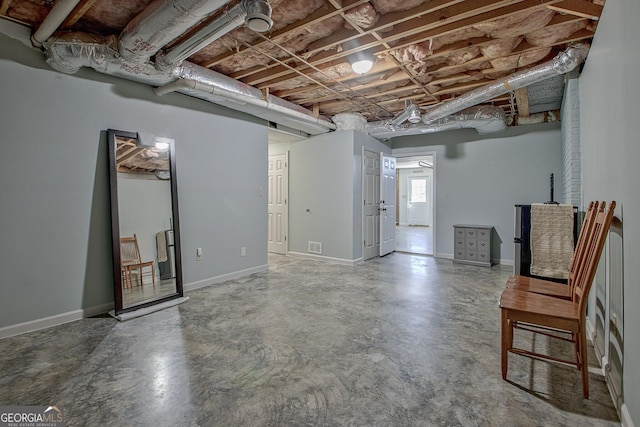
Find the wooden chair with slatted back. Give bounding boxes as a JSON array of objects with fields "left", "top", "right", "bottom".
[
  {"left": 499, "top": 201, "right": 616, "bottom": 398},
  {"left": 504, "top": 201, "right": 598, "bottom": 299},
  {"left": 120, "top": 234, "right": 156, "bottom": 288}
]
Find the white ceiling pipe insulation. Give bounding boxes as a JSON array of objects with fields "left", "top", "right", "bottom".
[
  {"left": 366, "top": 105, "right": 507, "bottom": 140},
  {"left": 421, "top": 43, "right": 589, "bottom": 124}
]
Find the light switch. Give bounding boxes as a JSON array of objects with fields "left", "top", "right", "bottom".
[{"left": 196, "top": 247, "right": 203, "bottom": 260}]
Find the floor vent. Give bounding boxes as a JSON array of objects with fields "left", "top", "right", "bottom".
[{"left": 308, "top": 241, "right": 323, "bottom": 254}]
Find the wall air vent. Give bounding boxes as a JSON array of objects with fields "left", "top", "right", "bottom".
[{"left": 308, "top": 241, "right": 323, "bottom": 254}]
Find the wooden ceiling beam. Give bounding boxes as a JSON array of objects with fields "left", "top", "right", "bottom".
[
  {"left": 236, "top": 0, "right": 519, "bottom": 85},
  {"left": 0, "top": 0, "right": 12, "bottom": 16},
  {"left": 268, "top": 14, "right": 586, "bottom": 96},
  {"left": 201, "top": 0, "right": 371, "bottom": 68},
  {"left": 60, "top": 0, "right": 98, "bottom": 29},
  {"left": 239, "top": 0, "right": 561, "bottom": 88},
  {"left": 547, "top": 0, "right": 604, "bottom": 21},
  {"left": 279, "top": 25, "right": 593, "bottom": 115},
  {"left": 514, "top": 87, "right": 530, "bottom": 117}
]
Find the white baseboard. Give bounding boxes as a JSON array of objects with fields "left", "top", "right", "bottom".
[
  {"left": 434, "top": 253, "right": 513, "bottom": 267},
  {"left": 287, "top": 251, "right": 361, "bottom": 266},
  {"left": 435, "top": 252, "right": 453, "bottom": 259},
  {"left": 184, "top": 264, "right": 268, "bottom": 292},
  {"left": 1, "top": 264, "right": 271, "bottom": 339},
  {"left": 621, "top": 404, "right": 635, "bottom": 427},
  {"left": 0, "top": 302, "right": 114, "bottom": 340}
]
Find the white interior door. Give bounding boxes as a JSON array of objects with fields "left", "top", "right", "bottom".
[
  {"left": 408, "top": 176, "right": 431, "bottom": 226},
  {"left": 380, "top": 153, "right": 396, "bottom": 256},
  {"left": 268, "top": 153, "right": 288, "bottom": 254},
  {"left": 363, "top": 149, "right": 380, "bottom": 260}
]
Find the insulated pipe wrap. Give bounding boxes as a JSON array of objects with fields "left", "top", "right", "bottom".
[
  {"left": 366, "top": 106, "right": 507, "bottom": 139},
  {"left": 421, "top": 44, "right": 589, "bottom": 124},
  {"left": 118, "top": 0, "right": 229, "bottom": 64}
]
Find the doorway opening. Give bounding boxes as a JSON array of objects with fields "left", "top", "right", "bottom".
[{"left": 395, "top": 155, "right": 434, "bottom": 256}]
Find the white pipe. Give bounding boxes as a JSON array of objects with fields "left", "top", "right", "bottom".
[{"left": 30, "top": 0, "right": 81, "bottom": 47}]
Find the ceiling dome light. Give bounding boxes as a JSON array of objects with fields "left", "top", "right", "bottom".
[
  {"left": 350, "top": 58, "right": 374, "bottom": 74},
  {"left": 349, "top": 51, "right": 375, "bottom": 74}
]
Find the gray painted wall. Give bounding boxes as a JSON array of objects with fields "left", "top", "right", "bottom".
[
  {"left": 272, "top": 130, "right": 389, "bottom": 263},
  {"left": 287, "top": 131, "right": 355, "bottom": 260},
  {"left": 392, "top": 123, "right": 562, "bottom": 263},
  {"left": 118, "top": 175, "right": 173, "bottom": 267},
  {"left": 0, "top": 35, "right": 268, "bottom": 329},
  {"left": 579, "top": 0, "right": 640, "bottom": 423}
]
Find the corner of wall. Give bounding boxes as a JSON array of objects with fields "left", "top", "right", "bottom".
[{"left": 561, "top": 77, "right": 582, "bottom": 206}]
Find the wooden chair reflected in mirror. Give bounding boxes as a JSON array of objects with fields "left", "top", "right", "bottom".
[
  {"left": 120, "top": 234, "right": 155, "bottom": 288},
  {"left": 108, "top": 129, "right": 184, "bottom": 316}
]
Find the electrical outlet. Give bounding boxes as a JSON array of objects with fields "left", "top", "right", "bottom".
[
  {"left": 196, "top": 247, "right": 203, "bottom": 261},
  {"left": 241, "top": 247, "right": 246, "bottom": 257}
]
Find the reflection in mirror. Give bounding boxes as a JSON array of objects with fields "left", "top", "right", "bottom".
[{"left": 108, "top": 129, "right": 183, "bottom": 315}]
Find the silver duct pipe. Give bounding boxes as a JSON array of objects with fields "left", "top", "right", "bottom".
[
  {"left": 366, "top": 106, "right": 507, "bottom": 140},
  {"left": 43, "top": 33, "right": 175, "bottom": 85},
  {"left": 421, "top": 43, "right": 589, "bottom": 124},
  {"left": 390, "top": 103, "right": 421, "bottom": 126},
  {"left": 118, "top": 0, "right": 230, "bottom": 64},
  {"left": 156, "top": 0, "right": 273, "bottom": 70},
  {"left": 43, "top": 36, "right": 334, "bottom": 135},
  {"left": 41, "top": 0, "right": 327, "bottom": 135},
  {"left": 157, "top": 61, "right": 335, "bottom": 134}
]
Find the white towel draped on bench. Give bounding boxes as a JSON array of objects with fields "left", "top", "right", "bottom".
[{"left": 530, "top": 203, "right": 574, "bottom": 279}]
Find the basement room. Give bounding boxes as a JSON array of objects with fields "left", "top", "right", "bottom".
[{"left": 0, "top": 0, "right": 638, "bottom": 426}]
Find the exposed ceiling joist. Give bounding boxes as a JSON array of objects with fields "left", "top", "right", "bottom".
[
  {"left": 547, "top": 0, "right": 604, "bottom": 20},
  {"left": 1, "top": 0, "right": 605, "bottom": 129}
]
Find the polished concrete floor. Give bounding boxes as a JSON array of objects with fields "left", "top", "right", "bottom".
[
  {"left": 0, "top": 254, "right": 619, "bottom": 426},
  {"left": 396, "top": 225, "right": 433, "bottom": 255}
]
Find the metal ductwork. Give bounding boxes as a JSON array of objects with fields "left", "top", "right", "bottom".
[
  {"left": 366, "top": 106, "right": 507, "bottom": 140},
  {"left": 155, "top": 0, "right": 273, "bottom": 71},
  {"left": 41, "top": 0, "right": 331, "bottom": 135},
  {"left": 44, "top": 33, "right": 175, "bottom": 85},
  {"left": 391, "top": 103, "right": 422, "bottom": 126},
  {"left": 155, "top": 66, "right": 335, "bottom": 135},
  {"left": 118, "top": 0, "right": 231, "bottom": 65},
  {"left": 421, "top": 43, "right": 589, "bottom": 123}
]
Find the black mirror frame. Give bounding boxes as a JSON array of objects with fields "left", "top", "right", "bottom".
[{"left": 107, "top": 129, "right": 184, "bottom": 315}]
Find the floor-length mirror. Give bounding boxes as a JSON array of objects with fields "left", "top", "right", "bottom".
[{"left": 107, "top": 129, "right": 183, "bottom": 315}]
